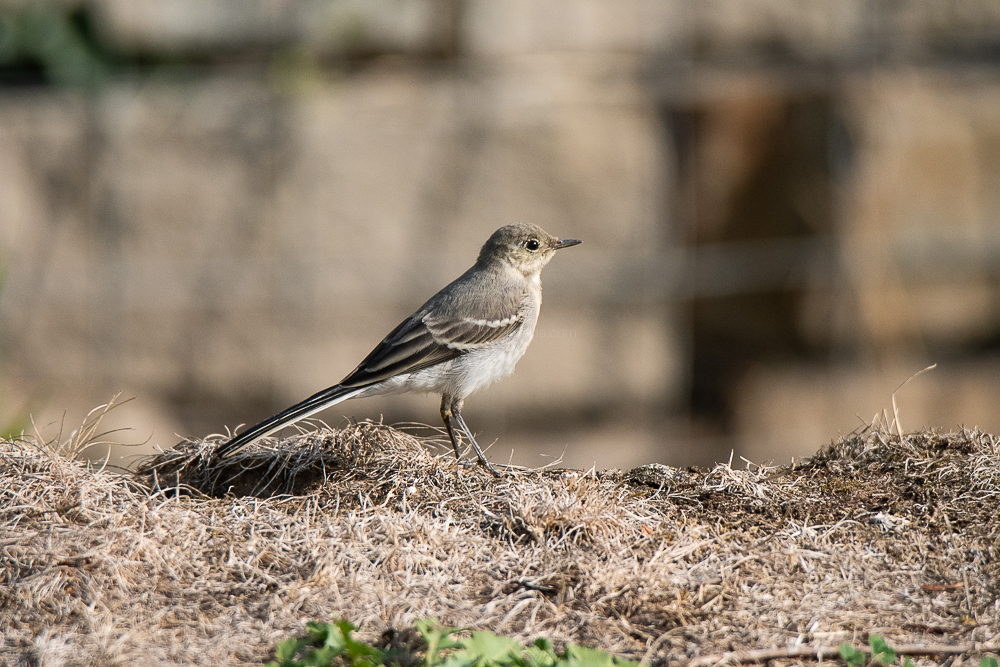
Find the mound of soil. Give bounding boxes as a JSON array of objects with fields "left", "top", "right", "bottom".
[{"left": 1, "top": 420, "right": 998, "bottom": 666}]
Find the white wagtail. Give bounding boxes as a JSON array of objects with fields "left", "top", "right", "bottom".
[{"left": 212, "top": 222, "right": 581, "bottom": 476}]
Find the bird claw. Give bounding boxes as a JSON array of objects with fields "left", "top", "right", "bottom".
[
  {"left": 476, "top": 459, "right": 503, "bottom": 478},
  {"left": 452, "top": 456, "right": 502, "bottom": 478}
]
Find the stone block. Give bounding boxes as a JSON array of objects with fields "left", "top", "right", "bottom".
[{"left": 463, "top": 0, "right": 686, "bottom": 56}]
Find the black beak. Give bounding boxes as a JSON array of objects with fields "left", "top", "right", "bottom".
[{"left": 554, "top": 238, "right": 582, "bottom": 250}]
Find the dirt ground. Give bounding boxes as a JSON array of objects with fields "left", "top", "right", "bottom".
[{"left": 1, "top": 409, "right": 998, "bottom": 666}]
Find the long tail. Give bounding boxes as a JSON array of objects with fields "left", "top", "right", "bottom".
[{"left": 213, "top": 384, "right": 367, "bottom": 460}]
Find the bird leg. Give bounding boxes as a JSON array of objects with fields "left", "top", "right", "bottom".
[
  {"left": 440, "top": 396, "right": 465, "bottom": 460},
  {"left": 440, "top": 395, "right": 500, "bottom": 477},
  {"left": 453, "top": 408, "right": 501, "bottom": 477}
]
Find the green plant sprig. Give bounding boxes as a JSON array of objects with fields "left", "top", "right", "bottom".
[
  {"left": 265, "top": 618, "right": 639, "bottom": 667},
  {"left": 839, "top": 635, "right": 998, "bottom": 667}
]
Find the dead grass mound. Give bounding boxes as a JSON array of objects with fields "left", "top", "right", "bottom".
[{"left": 1, "top": 417, "right": 999, "bottom": 667}]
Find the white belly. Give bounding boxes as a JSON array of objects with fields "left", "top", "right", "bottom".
[
  {"left": 357, "top": 306, "right": 539, "bottom": 400},
  {"left": 456, "top": 314, "right": 537, "bottom": 395}
]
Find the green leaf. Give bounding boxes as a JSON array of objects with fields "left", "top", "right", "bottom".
[
  {"left": 416, "top": 619, "right": 466, "bottom": 651},
  {"left": 336, "top": 619, "right": 384, "bottom": 666},
  {"left": 271, "top": 635, "right": 315, "bottom": 666},
  {"left": 564, "top": 645, "right": 617, "bottom": 667},
  {"left": 839, "top": 642, "right": 866, "bottom": 667},
  {"left": 981, "top": 657, "right": 999, "bottom": 667},
  {"left": 266, "top": 621, "right": 360, "bottom": 667},
  {"left": 301, "top": 646, "right": 343, "bottom": 667},
  {"left": 902, "top": 658, "right": 915, "bottom": 667},
  {"left": 439, "top": 653, "right": 479, "bottom": 667},
  {"left": 533, "top": 639, "right": 556, "bottom": 657},
  {"left": 305, "top": 621, "right": 332, "bottom": 637},
  {"left": 307, "top": 622, "right": 347, "bottom": 653},
  {"left": 525, "top": 639, "right": 557, "bottom": 667},
  {"left": 416, "top": 618, "right": 467, "bottom": 667},
  {"left": 288, "top": 622, "right": 348, "bottom": 666},
  {"left": 868, "top": 635, "right": 895, "bottom": 666},
  {"left": 267, "top": 618, "right": 639, "bottom": 667},
  {"left": 274, "top": 636, "right": 305, "bottom": 662},
  {"left": 458, "top": 632, "right": 522, "bottom": 667}
]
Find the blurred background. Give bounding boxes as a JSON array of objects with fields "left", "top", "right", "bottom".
[{"left": 2, "top": 0, "right": 1000, "bottom": 470}]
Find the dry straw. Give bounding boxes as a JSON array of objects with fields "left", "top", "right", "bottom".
[{"left": 1, "top": 408, "right": 998, "bottom": 666}]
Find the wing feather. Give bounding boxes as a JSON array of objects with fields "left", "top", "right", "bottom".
[{"left": 338, "top": 276, "right": 528, "bottom": 389}]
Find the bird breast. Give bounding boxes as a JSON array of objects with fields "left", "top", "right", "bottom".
[{"left": 460, "top": 312, "right": 537, "bottom": 393}]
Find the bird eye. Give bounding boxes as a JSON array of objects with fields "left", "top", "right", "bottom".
[{"left": 525, "top": 239, "right": 540, "bottom": 251}]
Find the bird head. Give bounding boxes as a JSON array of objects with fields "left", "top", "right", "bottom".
[{"left": 477, "top": 222, "right": 581, "bottom": 277}]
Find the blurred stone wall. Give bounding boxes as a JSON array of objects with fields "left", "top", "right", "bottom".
[
  {"left": 3, "top": 0, "right": 1000, "bottom": 469},
  {"left": 735, "top": 68, "right": 1000, "bottom": 462},
  {"left": 0, "top": 0, "right": 682, "bottom": 469}
]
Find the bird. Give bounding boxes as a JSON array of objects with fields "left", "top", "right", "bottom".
[{"left": 212, "top": 222, "right": 581, "bottom": 476}]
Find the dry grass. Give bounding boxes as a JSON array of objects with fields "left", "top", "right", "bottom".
[{"left": 1, "top": 414, "right": 999, "bottom": 667}]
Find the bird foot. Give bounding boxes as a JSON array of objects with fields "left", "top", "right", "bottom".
[{"left": 452, "top": 456, "right": 503, "bottom": 478}]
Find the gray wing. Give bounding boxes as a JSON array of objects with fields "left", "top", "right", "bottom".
[{"left": 338, "top": 270, "right": 527, "bottom": 388}]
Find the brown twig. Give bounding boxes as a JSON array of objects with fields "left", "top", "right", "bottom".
[{"left": 686, "top": 642, "right": 1000, "bottom": 667}]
